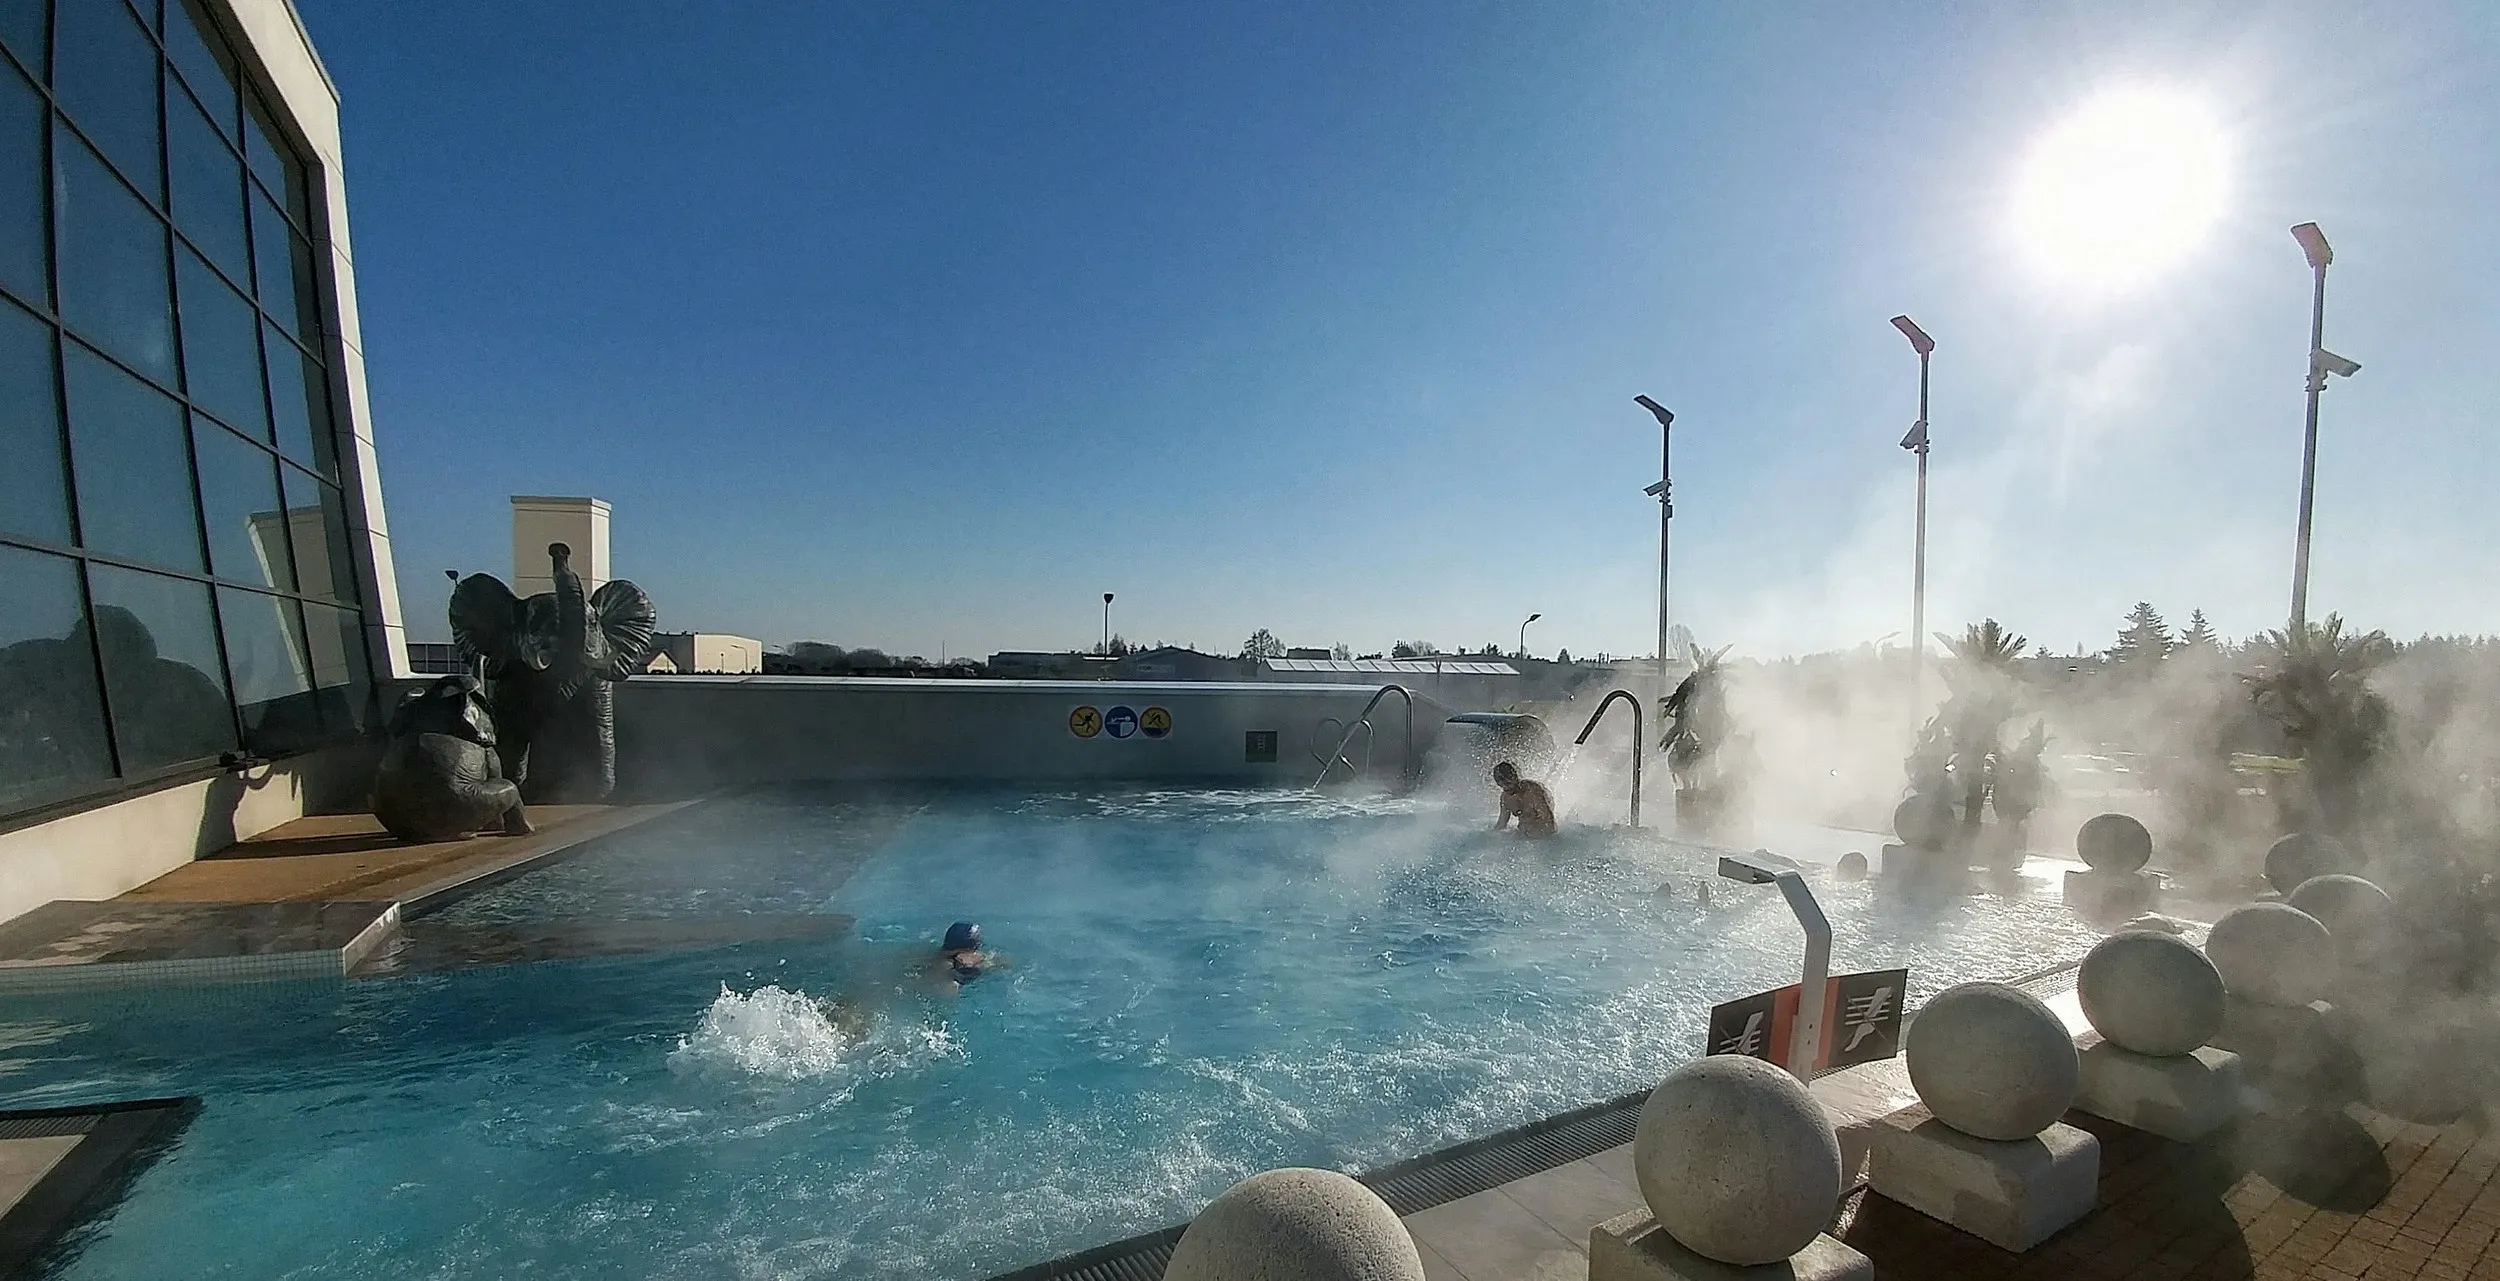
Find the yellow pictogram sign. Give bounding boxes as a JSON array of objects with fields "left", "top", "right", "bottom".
[
  {"left": 1140, "top": 706, "right": 1172, "bottom": 739},
  {"left": 1068, "top": 705, "right": 1103, "bottom": 738}
]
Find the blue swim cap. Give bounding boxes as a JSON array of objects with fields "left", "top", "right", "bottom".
[{"left": 943, "top": 921, "right": 982, "bottom": 951}]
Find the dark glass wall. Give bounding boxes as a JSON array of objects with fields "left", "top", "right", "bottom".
[{"left": 0, "top": 0, "right": 371, "bottom": 818}]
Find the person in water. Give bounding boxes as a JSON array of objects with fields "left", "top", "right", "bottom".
[
  {"left": 1491, "top": 761, "right": 1558, "bottom": 838},
  {"left": 925, "top": 920, "right": 1004, "bottom": 992}
]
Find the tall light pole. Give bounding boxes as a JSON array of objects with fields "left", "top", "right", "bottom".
[
  {"left": 1890, "top": 316, "right": 1934, "bottom": 713},
  {"left": 2288, "top": 222, "right": 2359, "bottom": 632},
  {"left": 1634, "top": 395, "right": 1674, "bottom": 690},
  {"left": 1101, "top": 592, "right": 1114, "bottom": 654},
  {"left": 1518, "top": 612, "right": 1542, "bottom": 659}
]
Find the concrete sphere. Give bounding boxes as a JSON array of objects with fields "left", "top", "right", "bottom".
[
  {"left": 1632, "top": 1054, "right": 1842, "bottom": 1266},
  {"left": 1165, "top": 1169, "right": 1424, "bottom": 1281},
  {"left": 2077, "top": 931, "right": 2225, "bottom": 1056},
  {"left": 1905, "top": 982, "right": 2080, "bottom": 1140},
  {"left": 2285, "top": 874, "right": 2395, "bottom": 958},
  {"left": 2075, "top": 814, "right": 2153, "bottom": 873},
  {"left": 2203, "top": 903, "right": 2335, "bottom": 1006},
  {"left": 2264, "top": 832, "right": 2351, "bottom": 894},
  {"left": 1895, "top": 794, "right": 1955, "bottom": 851},
  {"left": 1836, "top": 851, "right": 1869, "bottom": 882}
]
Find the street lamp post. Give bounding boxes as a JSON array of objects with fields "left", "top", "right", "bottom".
[
  {"left": 1517, "top": 612, "right": 1542, "bottom": 660},
  {"left": 1634, "top": 396, "right": 1674, "bottom": 690},
  {"left": 2288, "top": 222, "right": 2359, "bottom": 632},
  {"left": 1101, "top": 592, "right": 1114, "bottom": 654},
  {"left": 1890, "top": 316, "right": 1934, "bottom": 713}
]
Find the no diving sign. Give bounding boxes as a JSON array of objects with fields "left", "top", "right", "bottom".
[{"left": 1068, "top": 704, "right": 1175, "bottom": 741}]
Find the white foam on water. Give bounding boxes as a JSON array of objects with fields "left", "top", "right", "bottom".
[{"left": 666, "top": 984, "right": 962, "bottom": 1086}]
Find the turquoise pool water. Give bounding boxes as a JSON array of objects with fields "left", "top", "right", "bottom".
[{"left": 0, "top": 788, "right": 2104, "bottom": 1279}]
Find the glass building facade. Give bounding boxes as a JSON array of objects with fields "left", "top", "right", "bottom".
[{"left": 0, "top": 0, "right": 373, "bottom": 820}]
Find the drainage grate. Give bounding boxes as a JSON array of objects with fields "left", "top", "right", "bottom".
[
  {"left": 0, "top": 1113, "right": 97, "bottom": 1141},
  {"left": 983, "top": 1089, "right": 1648, "bottom": 1281}
]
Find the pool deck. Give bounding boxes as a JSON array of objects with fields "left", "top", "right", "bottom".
[
  {"left": 1396, "top": 979, "right": 2500, "bottom": 1281},
  {"left": 0, "top": 803, "right": 692, "bottom": 994}
]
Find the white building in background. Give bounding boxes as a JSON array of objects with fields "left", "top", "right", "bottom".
[
  {"left": 511, "top": 495, "right": 611, "bottom": 598},
  {"left": 0, "top": 0, "right": 410, "bottom": 923},
  {"left": 643, "top": 634, "right": 762, "bottom": 675}
]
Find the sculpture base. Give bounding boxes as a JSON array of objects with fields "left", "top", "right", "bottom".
[
  {"left": 1867, "top": 1105, "right": 2099, "bottom": 1252},
  {"left": 2216, "top": 997, "right": 2358, "bottom": 1102},
  {"left": 1589, "top": 1211, "right": 1870, "bottom": 1281},
  {"left": 2075, "top": 1038, "right": 2242, "bottom": 1141},
  {"left": 2063, "top": 869, "right": 2159, "bottom": 920}
]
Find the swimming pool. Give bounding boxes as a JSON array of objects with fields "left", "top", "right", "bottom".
[{"left": 1, "top": 787, "right": 2106, "bottom": 1279}]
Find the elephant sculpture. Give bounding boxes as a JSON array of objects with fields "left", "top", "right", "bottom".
[
  {"left": 449, "top": 542, "right": 658, "bottom": 803},
  {"left": 373, "top": 675, "right": 531, "bottom": 842}
]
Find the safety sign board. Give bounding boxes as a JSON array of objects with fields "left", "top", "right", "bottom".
[
  {"left": 1104, "top": 706, "right": 1140, "bottom": 739},
  {"left": 1140, "top": 706, "right": 1172, "bottom": 739},
  {"left": 1068, "top": 706, "right": 1102, "bottom": 738}
]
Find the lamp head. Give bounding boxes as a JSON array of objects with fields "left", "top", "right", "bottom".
[
  {"left": 2314, "top": 348, "right": 2361, "bottom": 379},
  {"left": 1890, "top": 315, "right": 1934, "bottom": 356},
  {"left": 2291, "top": 222, "right": 2333, "bottom": 271},
  {"left": 1526, "top": 613, "right": 1541, "bottom": 624},
  {"left": 1633, "top": 395, "right": 1674, "bottom": 429}
]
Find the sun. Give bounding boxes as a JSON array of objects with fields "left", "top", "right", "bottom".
[{"left": 2008, "top": 87, "right": 2228, "bottom": 292}]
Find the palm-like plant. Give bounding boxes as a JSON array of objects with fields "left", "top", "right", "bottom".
[
  {"left": 1912, "top": 620, "right": 2032, "bottom": 844},
  {"left": 2241, "top": 613, "right": 2392, "bottom": 832}
]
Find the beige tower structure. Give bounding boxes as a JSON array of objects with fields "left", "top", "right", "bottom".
[{"left": 512, "top": 496, "right": 612, "bottom": 598}]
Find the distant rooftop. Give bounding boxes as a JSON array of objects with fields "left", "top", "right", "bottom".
[{"left": 1264, "top": 657, "right": 1518, "bottom": 676}]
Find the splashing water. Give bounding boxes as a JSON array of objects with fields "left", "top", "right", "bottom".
[{"left": 669, "top": 984, "right": 963, "bottom": 1086}]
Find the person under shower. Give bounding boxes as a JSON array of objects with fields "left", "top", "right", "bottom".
[{"left": 1491, "top": 761, "right": 1558, "bottom": 839}]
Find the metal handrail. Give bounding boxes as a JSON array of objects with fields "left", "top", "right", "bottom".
[
  {"left": 1313, "top": 684, "right": 1415, "bottom": 790},
  {"left": 1573, "top": 689, "right": 1644, "bottom": 827},
  {"left": 1310, "top": 716, "right": 1373, "bottom": 778}
]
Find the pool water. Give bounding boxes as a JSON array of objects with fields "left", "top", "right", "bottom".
[{"left": 1, "top": 787, "right": 2106, "bottom": 1279}]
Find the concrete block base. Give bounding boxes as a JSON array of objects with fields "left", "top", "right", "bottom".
[
  {"left": 1590, "top": 1210, "right": 1871, "bottom": 1281},
  {"left": 2076, "top": 1038, "right": 2242, "bottom": 1141},
  {"left": 2064, "top": 868, "right": 2159, "bottom": 919},
  {"left": 1867, "top": 1104, "right": 2099, "bottom": 1252}
]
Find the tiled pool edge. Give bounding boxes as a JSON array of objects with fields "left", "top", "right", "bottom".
[
  {"left": 987, "top": 958, "right": 2092, "bottom": 1281},
  {"left": 0, "top": 1099, "right": 198, "bottom": 1278}
]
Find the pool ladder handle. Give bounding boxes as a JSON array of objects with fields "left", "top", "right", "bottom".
[
  {"left": 1312, "top": 684, "right": 1416, "bottom": 791},
  {"left": 1573, "top": 689, "right": 1643, "bottom": 828}
]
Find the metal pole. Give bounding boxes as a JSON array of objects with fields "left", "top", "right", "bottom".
[
  {"left": 1776, "top": 870, "right": 1832, "bottom": 1076},
  {"left": 1657, "top": 419, "right": 1672, "bottom": 690},
  {"left": 1101, "top": 592, "right": 1114, "bottom": 653},
  {"left": 1910, "top": 351, "right": 1929, "bottom": 714},
  {"left": 2290, "top": 263, "right": 2328, "bottom": 631}
]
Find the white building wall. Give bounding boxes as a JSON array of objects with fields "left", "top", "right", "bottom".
[{"left": 512, "top": 496, "right": 612, "bottom": 599}]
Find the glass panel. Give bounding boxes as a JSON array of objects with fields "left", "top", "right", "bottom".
[
  {"left": 168, "top": 85, "right": 248, "bottom": 280},
  {"left": 53, "top": 0, "right": 160, "bottom": 206},
  {"left": 0, "top": 296, "right": 71, "bottom": 543},
  {"left": 217, "top": 585, "right": 319, "bottom": 754},
  {"left": 55, "top": 128, "right": 175, "bottom": 381},
  {"left": 300, "top": 597, "right": 369, "bottom": 734},
  {"left": 250, "top": 185, "right": 316, "bottom": 339},
  {"left": 241, "top": 88, "right": 294, "bottom": 213},
  {"left": 264, "top": 320, "right": 331, "bottom": 473},
  {"left": 0, "top": 62, "right": 44, "bottom": 303},
  {"left": 192, "top": 413, "right": 292, "bottom": 591},
  {"left": 282, "top": 461, "right": 350, "bottom": 600},
  {"left": 175, "top": 248, "right": 266, "bottom": 438},
  {"left": 86, "top": 562, "right": 232, "bottom": 769},
  {"left": 0, "top": 1, "right": 46, "bottom": 82},
  {"left": 63, "top": 341, "right": 202, "bottom": 570},
  {"left": 0, "top": 544, "right": 117, "bottom": 810},
  {"left": 164, "top": 0, "right": 237, "bottom": 143}
]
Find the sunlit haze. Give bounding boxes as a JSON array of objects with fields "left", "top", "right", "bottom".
[{"left": 2008, "top": 87, "right": 2228, "bottom": 293}]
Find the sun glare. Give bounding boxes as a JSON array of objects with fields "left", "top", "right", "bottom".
[{"left": 2008, "top": 87, "right": 2228, "bottom": 292}]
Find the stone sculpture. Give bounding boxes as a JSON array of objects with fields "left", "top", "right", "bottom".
[
  {"left": 2264, "top": 831, "right": 2352, "bottom": 895},
  {"left": 2285, "top": 873, "right": 2395, "bottom": 977},
  {"left": 1164, "top": 1168, "right": 1423, "bottom": 1281},
  {"left": 449, "top": 543, "right": 657, "bottom": 803},
  {"left": 2066, "top": 813, "right": 2160, "bottom": 921},
  {"left": 372, "top": 675, "right": 530, "bottom": 842},
  {"left": 1591, "top": 1053, "right": 1867, "bottom": 1281},
  {"left": 2073, "top": 931, "right": 2241, "bottom": 1140},
  {"left": 1870, "top": 981, "right": 2099, "bottom": 1252},
  {"left": 2203, "top": 901, "right": 2351, "bottom": 1096}
]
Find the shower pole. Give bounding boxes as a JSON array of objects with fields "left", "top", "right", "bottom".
[
  {"left": 1891, "top": 317, "right": 1935, "bottom": 717},
  {"left": 1635, "top": 396, "right": 1674, "bottom": 695}
]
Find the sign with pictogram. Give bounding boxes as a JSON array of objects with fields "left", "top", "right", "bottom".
[
  {"left": 1704, "top": 968, "right": 1908, "bottom": 1073},
  {"left": 1068, "top": 706, "right": 1102, "bottom": 738},
  {"left": 1104, "top": 706, "right": 1140, "bottom": 739},
  {"left": 1140, "top": 706, "right": 1172, "bottom": 739}
]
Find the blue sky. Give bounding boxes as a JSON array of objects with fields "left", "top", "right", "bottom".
[{"left": 301, "top": 1, "right": 2500, "bottom": 661}]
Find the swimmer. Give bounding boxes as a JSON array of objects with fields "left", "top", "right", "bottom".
[
  {"left": 924, "top": 920, "right": 1007, "bottom": 993},
  {"left": 1491, "top": 761, "right": 1558, "bottom": 838}
]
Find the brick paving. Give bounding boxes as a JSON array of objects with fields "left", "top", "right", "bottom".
[{"left": 1834, "top": 1104, "right": 2500, "bottom": 1281}]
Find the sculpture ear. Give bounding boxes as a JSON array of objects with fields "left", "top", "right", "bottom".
[
  {"left": 587, "top": 579, "right": 658, "bottom": 679},
  {"left": 449, "top": 574, "right": 524, "bottom": 662}
]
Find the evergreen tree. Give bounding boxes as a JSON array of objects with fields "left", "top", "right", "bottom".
[
  {"left": 2179, "top": 609, "right": 2217, "bottom": 651},
  {"left": 2112, "top": 602, "right": 2174, "bottom": 667},
  {"left": 1241, "top": 629, "right": 1285, "bottom": 659}
]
